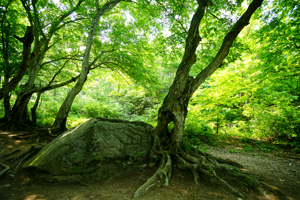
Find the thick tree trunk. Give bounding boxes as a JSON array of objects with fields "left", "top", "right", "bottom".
[
  {"left": 154, "top": 0, "right": 264, "bottom": 147},
  {"left": 134, "top": 0, "right": 272, "bottom": 199},
  {"left": 8, "top": 94, "right": 32, "bottom": 127},
  {"left": 151, "top": 0, "right": 206, "bottom": 150},
  {"left": 52, "top": 0, "right": 124, "bottom": 131},
  {"left": 0, "top": 26, "right": 34, "bottom": 101}
]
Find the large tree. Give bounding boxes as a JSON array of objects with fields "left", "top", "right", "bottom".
[
  {"left": 1, "top": 0, "right": 86, "bottom": 127},
  {"left": 134, "top": 0, "right": 271, "bottom": 198}
]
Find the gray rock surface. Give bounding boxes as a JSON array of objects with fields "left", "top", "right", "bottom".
[{"left": 23, "top": 117, "right": 153, "bottom": 182}]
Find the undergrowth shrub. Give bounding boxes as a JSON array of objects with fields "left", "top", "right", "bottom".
[{"left": 184, "top": 119, "right": 215, "bottom": 147}]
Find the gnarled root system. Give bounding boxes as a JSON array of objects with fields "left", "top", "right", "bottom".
[{"left": 134, "top": 144, "right": 289, "bottom": 200}]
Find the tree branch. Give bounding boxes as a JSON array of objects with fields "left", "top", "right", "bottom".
[
  {"left": 40, "top": 55, "right": 81, "bottom": 68},
  {"left": 102, "top": 63, "right": 130, "bottom": 85},
  {"left": 32, "top": 0, "right": 47, "bottom": 39},
  {"left": 56, "top": 17, "right": 87, "bottom": 31},
  {"left": 207, "top": 11, "right": 220, "bottom": 21},
  {"left": 21, "top": 74, "right": 80, "bottom": 97},
  {"left": 156, "top": 0, "right": 188, "bottom": 34},
  {"left": 48, "top": 0, "right": 85, "bottom": 37},
  {"left": 47, "top": 59, "right": 72, "bottom": 87},
  {"left": 191, "top": 0, "right": 264, "bottom": 94}
]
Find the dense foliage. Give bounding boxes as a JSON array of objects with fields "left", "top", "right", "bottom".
[{"left": 0, "top": 0, "right": 299, "bottom": 142}]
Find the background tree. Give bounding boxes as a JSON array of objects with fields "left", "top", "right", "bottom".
[
  {"left": 0, "top": 0, "right": 33, "bottom": 120},
  {"left": 52, "top": 0, "right": 130, "bottom": 131},
  {"left": 1, "top": 0, "right": 86, "bottom": 127}
]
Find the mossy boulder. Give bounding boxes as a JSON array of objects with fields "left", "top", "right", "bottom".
[{"left": 23, "top": 117, "right": 153, "bottom": 182}]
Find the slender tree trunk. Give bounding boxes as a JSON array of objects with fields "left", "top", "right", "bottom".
[
  {"left": 53, "top": 89, "right": 56, "bottom": 100},
  {"left": 3, "top": 72, "right": 11, "bottom": 121},
  {"left": 31, "top": 91, "right": 42, "bottom": 126},
  {"left": 216, "top": 103, "right": 219, "bottom": 134},
  {"left": 3, "top": 94, "right": 11, "bottom": 121},
  {"left": 53, "top": 0, "right": 124, "bottom": 131},
  {"left": 1, "top": 14, "right": 12, "bottom": 121}
]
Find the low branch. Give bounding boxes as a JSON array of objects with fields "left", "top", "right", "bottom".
[
  {"left": 40, "top": 55, "right": 81, "bottom": 68},
  {"left": 38, "top": 75, "right": 80, "bottom": 93},
  {"left": 15, "top": 74, "right": 80, "bottom": 101}
]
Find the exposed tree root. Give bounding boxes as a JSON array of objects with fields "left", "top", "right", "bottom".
[
  {"left": 8, "top": 128, "right": 58, "bottom": 143},
  {"left": 0, "top": 162, "right": 10, "bottom": 178},
  {"left": 260, "top": 182, "right": 291, "bottom": 200},
  {"left": 6, "top": 144, "right": 46, "bottom": 168},
  {"left": 134, "top": 144, "right": 290, "bottom": 199},
  {"left": 0, "top": 149, "right": 20, "bottom": 160},
  {"left": 134, "top": 151, "right": 172, "bottom": 198},
  {"left": 26, "top": 129, "right": 58, "bottom": 143}
]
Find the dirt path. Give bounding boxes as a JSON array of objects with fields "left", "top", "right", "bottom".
[
  {"left": 209, "top": 147, "right": 300, "bottom": 200},
  {"left": 0, "top": 131, "right": 300, "bottom": 200}
]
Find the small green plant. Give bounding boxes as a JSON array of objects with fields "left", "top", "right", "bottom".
[
  {"left": 229, "top": 149, "right": 236, "bottom": 153},
  {"left": 240, "top": 138, "right": 250, "bottom": 143},
  {"left": 245, "top": 175, "right": 256, "bottom": 186},
  {"left": 198, "top": 144, "right": 209, "bottom": 153},
  {"left": 129, "top": 151, "right": 146, "bottom": 162},
  {"left": 293, "top": 148, "right": 300, "bottom": 153},
  {"left": 290, "top": 141, "right": 299, "bottom": 148},
  {"left": 243, "top": 144, "right": 253, "bottom": 152},
  {"left": 259, "top": 144, "right": 277, "bottom": 152}
]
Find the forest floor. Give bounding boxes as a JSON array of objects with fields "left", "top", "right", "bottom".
[{"left": 0, "top": 130, "right": 300, "bottom": 200}]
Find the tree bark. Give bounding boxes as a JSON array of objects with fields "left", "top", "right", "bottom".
[
  {"left": 31, "top": 91, "right": 42, "bottom": 126},
  {"left": 135, "top": 0, "right": 266, "bottom": 198},
  {"left": 153, "top": 0, "right": 264, "bottom": 149},
  {"left": 151, "top": 0, "right": 207, "bottom": 151},
  {"left": 52, "top": 0, "right": 125, "bottom": 131},
  {"left": 0, "top": 26, "right": 34, "bottom": 101}
]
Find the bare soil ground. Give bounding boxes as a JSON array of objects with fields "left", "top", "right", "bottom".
[{"left": 0, "top": 130, "right": 300, "bottom": 200}]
